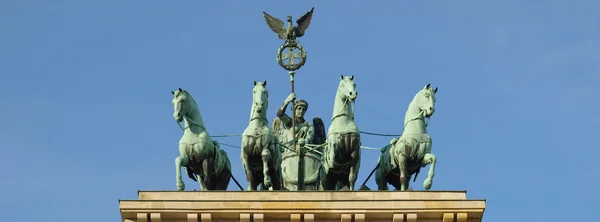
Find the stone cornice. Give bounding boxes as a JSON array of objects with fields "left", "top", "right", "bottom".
[{"left": 120, "top": 191, "right": 486, "bottom": 221}]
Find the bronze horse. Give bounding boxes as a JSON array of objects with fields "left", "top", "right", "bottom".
[
  {"left": 241, "top": 81, "right": 282, "bottom": 190},
  {"left": 321, "top": 75, "right": 361, "bottom": 190}
]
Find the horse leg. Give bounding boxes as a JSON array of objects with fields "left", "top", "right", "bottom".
[
  {"left": 349, "top": 134, "right": 361, "bottom": 190},
  {"left": 261, "top": 148, "right": 272, "bottom": 188},
  {"left": 242, "top": 154, "right": 255, "bottom": 191},
  {"left": 375, "top": 167, "right": 388, "bottom": 190},
  {"left": 217, "top": 169, "right": 231, "bottom": 190},
  {"left": 397, "top": 154, "right": 408, "bottom": 191},
  {"left": 241, "top": 136, "right": 255, "bottom": 191},
  {"left": 384, "top": 169, "right": 401, "bottom": 190},
  {"left": 270, "top": 141, "right": 283, "bottom": 190},
  {"left": 202, "top": 158, "right": 215, "bottom": 190},
  {"left": 271, "top": 168, "right": 282, "bottom": 190},
  {"left": 196, "top": 166, "right": 208, "bottom": 191},
  {"left": 322, "top": 139, "right": 338, "bottom": 190},
  {"left": 260, "top": 183, "right": 272, "bottom": 190},
  {"left": 322, "top": 170, "right": 338, "bottom": 190},
  {"left": 348, "top": 150, "right": 360, "bottom": 190},
  {"left": 422, "top": 153, "right": 437, "bottom": 190},
  {"left": 175, "top": 156, "right": 188, "bottom": 191},
  {"left": 175, "top": 144, "right": 190, "bottom": 191}
]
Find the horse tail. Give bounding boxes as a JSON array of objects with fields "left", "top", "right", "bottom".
[
  {"left": 213, "top": 148, "right": 231, "bottom": 176},
  {"left": 220, "top": 149, "right": 232, "bottom": 171},
  {"left": 378, "top": 144, "right": 393, "bottom": 173}
]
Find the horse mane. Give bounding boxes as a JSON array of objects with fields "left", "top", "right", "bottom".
[
  {"left": 404, "top": 89, "right": 427, "bottom": 126},
  {"left": 179, "top": 90, "right": 198, "bottom": 109},
  {"left": 175, "top": 89, "right": 206, "bottom": 132}
]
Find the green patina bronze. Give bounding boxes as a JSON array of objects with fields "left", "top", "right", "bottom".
[
  {"left": 272, "top": 93, "right": 326, "bottom": 191},
  {"left": 264, "top": 7, "right": 322, "bottom": 190},
  {"left": 241, "top": 81, "right": 283, "bottom": 190},
  {"left": 375, "top": 84, "right": 438, "bottom": 191},
  {"left": 321, "top": 75, "right": 362, "bottom": 190},
  {"left": 277, "top": 40, "right": 307, "bottom": 71},
  {"left": 171, "top": 88, "right": 232, "bottom": 191},
  {"left": 263, "top": 7, "right": 314, "bottom": 42},
  {"left": 263, "top": 7, "right": 313, "bottom": 71},
  {"left": 164, "top": 8, "right": 448, "bottom": 192}
]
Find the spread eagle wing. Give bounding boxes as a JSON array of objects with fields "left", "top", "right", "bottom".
[
  {"left": 263, "top": 11, "right": 286, "bottom": 39},
  {"left": 295, "top": 7, "right": 314, "bottom": 38},
  {"left": 272, "top": 117, "right": 287, "bottom": 153},
  {"left": 311, "top": 116, "right": 326, "bottom": 145}
]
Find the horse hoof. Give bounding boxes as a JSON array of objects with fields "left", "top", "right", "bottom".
[
  {"left": 264, "top": 178, "right": 272, "bottom": 188},
  {"left": 423, "top": 178, "right": 432, "bottom": 190},
  {"left": 264, "top": 181, "right": 272, "bottom": 188},
  {"left": 177, "top": 182, "right": 185, "bottom": 191}
]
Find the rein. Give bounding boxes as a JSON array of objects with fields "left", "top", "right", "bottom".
[
  {"left": 248, "top": 90, "right": 269, "bottom": 125},
  {"left": 249, "top": 116, "right": 269, "bottom": 124},
  {"left": 175, "top": 111, "right": 206, "bottom": 132},
  {"left": 331, "top": 97, "right": 355, "bottom": 121},
  {"left": 249, "top": 102, "right": 269, "bottom": 124},
  {"left": 402, "top": 110, "right": 430, "bottom": 132}
]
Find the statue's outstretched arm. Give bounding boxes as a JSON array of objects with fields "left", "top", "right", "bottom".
[
  {"left": 277, "top": 93, "right": 296, "bottom": 127},
  {"left": 277, "top": 105, "right": 291, "bottom": 123}
]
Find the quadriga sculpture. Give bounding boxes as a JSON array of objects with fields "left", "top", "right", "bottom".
[
  {"left": 172, "top": 88, "right": 232, "bottom": 191},
  {"left": 375, "top": 83, "right": 438, "bottom": 191},
  {"left": 321, "top": 75, "right": 361, "bottom": 190},
  {"left": 241, "top": 81, "right": 283, "bottom": 190}
]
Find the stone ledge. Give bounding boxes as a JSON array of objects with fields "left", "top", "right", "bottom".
[
  {"left": 120, "top": 200, "right": 485, "bottom": 211},
  {"left": 135, "top": 190, "right": 468, "bottom": 201}
]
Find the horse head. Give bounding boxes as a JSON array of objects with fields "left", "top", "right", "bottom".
[
  {"left": 338, "top": 75, "right": 358, "bottom": 102},
  {"left": 416, "top": 83, "right": 438, "bottom": 118},
  {"left": 252, "top": 81, "right": 269, "bottom": 115},
  {"left": 171, "top": 88, "right": 188, "bottom": 122}
]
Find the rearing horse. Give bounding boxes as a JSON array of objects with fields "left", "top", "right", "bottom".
[
  {"left": 172, "top": 88, "right": 232, "bottom": 191},
  {"left": 322, "top": 75, "right": 361, "bottom": 190},
  {"left": 375, "top": 83, "right": 438, "bottom": 191},
  {"left": 241, "top": 81, "right": 282, "bottom": 190}
]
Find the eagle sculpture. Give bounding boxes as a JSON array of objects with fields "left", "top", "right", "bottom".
[{"left": 263, "top": 7, "right": 315, "bottom": 41}]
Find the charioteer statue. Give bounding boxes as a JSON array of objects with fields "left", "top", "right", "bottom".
[
  {"left": 273, "top": 93, "right": 326, "bottom": 190},
  {"left": 276, "top": 93, "right": 314, "bottom": 146}
]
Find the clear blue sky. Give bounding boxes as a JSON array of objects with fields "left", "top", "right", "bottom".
[{"left": 1, "top": 0, "right": 598, "bottom": 221}]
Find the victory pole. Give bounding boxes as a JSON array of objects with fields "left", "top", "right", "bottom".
[
  {"left": 263, "top": 7, "right": 313, "bottom": 190},
  {"left": 277, "top": 38, "right": 308, "bottom": 190}
]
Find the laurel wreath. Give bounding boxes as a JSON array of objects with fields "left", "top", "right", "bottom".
[{"left": 276, "top": 40, "right": 307, "bottom": 71}]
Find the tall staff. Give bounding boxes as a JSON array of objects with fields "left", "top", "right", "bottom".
[
  {"left": 278, "top": 40, "right": 308, "bottom": 190},
  {"left": 263, "top": 7, "right": 314, "bottom": 190},
  {"left": 289, "top": 70, "right": 302, "bottom": 190}
]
